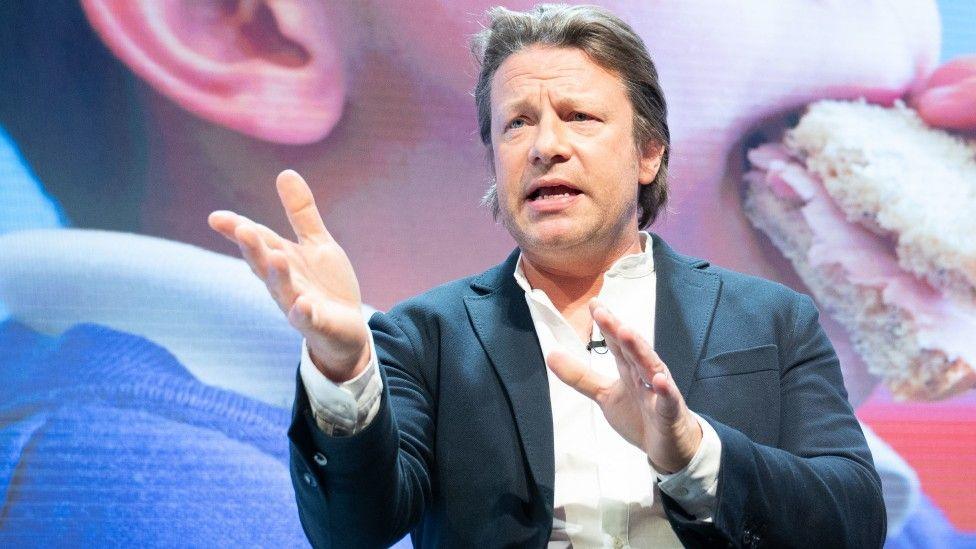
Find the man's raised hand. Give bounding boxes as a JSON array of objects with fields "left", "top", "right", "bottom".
[
  {"left": 546, "top": 299, "right": 703, "bottom": 474},
  {"left": 208, "top": 170, "right": 371, "bottom": 383}
]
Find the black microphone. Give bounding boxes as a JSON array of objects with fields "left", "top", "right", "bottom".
[{"left": 586, "top": 339, "right": 609, "bottom": 354}]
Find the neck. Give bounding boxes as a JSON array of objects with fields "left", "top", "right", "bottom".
[{"left": 520, "top": 232, "right": 644, "bottom": 313}]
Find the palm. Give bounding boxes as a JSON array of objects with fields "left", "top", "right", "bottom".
[
  {"left": 209, "top": 170, "right": 370, "bottom": 381},
  {"left": 597, "top": 381, "right": 645, "bottom": 448},
  {"left": 282, "top": 238, "right": 365, "bottom": 366},
  {"left": 546, "top": 301, "right": 701, "bottom": 474},
  {"left": 596, "top": 367, "right": 682, "bottom": 470}
]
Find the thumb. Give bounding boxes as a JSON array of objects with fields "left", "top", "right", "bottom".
[
  {"left": 546, "top": 349, "right": 614, "bottom": 402},
  {"left": 288, "top": 294, "right": 316, "bottom": 331},
  {"left": 288, "top": 294, "right": 358, "bottom": 341}
]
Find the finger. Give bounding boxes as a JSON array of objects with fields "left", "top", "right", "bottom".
[
  {"left": 589, "top": 300, "right": 626, "bottom": 357},
  {"left": 288, "top": 295, "right": 333, "bottom": 340},
  {"left": 235, "top": 214, "right": 286, "bottom": 251},
  {"left": 235, "top": 222, "right": 273, "bottom": 280},
  {"left": 589, "top": 299, "right": 648, "bottom": 367},
  {"left": 590, "top": 300, "right": 667, "bottom": 385},
  {"left": 276, "top": 170, "right": 331, "bottom": 244},
  {"left": 922, "top": 56, "right": 976, "bottom": 90},
  {"left": 288, "top": 294, "right": 317, "bottom": 332},
  {"left": 546, "top": 349, "right": 615, "bottom": 402},
  {"left": 588, "top": 302, "right": 641, "bottom": 394},
  {"left": 208, "top": 210, "right": 243, "bottom": 243},
  {"left": 589, "top": 298, "right": 616, "bottom": 332},
  {"left": 915, "top": 77, "right": 976, "bottom": 130},
  {"left": 620, "top": 358, "right": 649, "bottom": 400},
  {"left": 267, "top": 250, "right": 299, "bottom": 308},
  {"left": 623, "top": 331, "right": 669, "bottom": 387},
  {"left": 288, "top": 295, "right": 367, "bottom": 361},
  {"left": 606, "top": 327, "right": 652, "bottom": 400},
  {"left": 209, "top": 210, "right": 287, "bottom": 252},
  {"left": 589, "top": 299, "right": 633, "bottom": 355},
  {"left": 651, "top": 371, "right": 684, "bottom": 421}
]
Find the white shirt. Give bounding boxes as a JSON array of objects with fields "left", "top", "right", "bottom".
[{"left": 299, "top": 232, "right": 721, "bottom": 547}]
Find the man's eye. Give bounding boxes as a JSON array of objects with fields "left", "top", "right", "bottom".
[
  {"left": 571, "top": 112, "right": 592, "bottom": 122},
  {"left": 507, "top": 118, "right": 526, "bottom": 130}
]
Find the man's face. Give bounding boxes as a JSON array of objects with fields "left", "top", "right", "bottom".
[{"left": 490, "top": 46, "right": 661, "bottom": 256}]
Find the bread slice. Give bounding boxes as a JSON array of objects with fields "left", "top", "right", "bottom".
[
  {"left": 786, "top": 100, "right": 976, "bottom": 305},
  {"left": 743, "top": 102, "right": 976, "bottom": 400}
]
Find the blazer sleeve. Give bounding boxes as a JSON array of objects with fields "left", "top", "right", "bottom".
[
  {"left": 287, "top": 308, "right": 436, "bottom": 549},
  {"left": 664, "top": 293, "right": 886, "bottom": 548}
]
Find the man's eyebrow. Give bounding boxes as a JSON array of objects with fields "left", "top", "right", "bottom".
[
  {"left": 497, "top": 97, "right": 536, "bottom": 115},
  {"left": 497, "top": 94, "right": 601, "bottom": 116}
]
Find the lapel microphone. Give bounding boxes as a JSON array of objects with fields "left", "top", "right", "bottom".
[{"left": 586, "top": 339, "right": 609, "bottom": 354}]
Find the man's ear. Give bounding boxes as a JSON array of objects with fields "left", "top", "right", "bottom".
[
  {"left": 638, "top": 141, "right": 664, "bottom": 185},
  {"left": 80, "top": 0, "right": 346, "bottom": 144}
]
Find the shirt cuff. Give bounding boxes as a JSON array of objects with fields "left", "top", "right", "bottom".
[
  {"left": 650, "top": 412, "right": 721, "bottom": 522},
  {"left": 299, "top": 328, "right": 383, "bottom": 437}
]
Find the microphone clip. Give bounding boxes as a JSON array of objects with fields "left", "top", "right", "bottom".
[{"left": 586, "top": 339, "right": 609, "bottom": 354}]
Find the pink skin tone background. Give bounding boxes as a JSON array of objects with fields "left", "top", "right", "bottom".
[{"left": 80, "top": 0, "right": 974, "bottom": 408}]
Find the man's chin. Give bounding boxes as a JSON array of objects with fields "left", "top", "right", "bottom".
[
  {"left": 501, "top": 211, "right": 604, "bottom": 251},
  {"left": 513, "top": 227, "right": 590, "bottom": 254}
]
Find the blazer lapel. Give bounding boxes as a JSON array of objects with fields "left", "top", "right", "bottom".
[
  {"left": 652, "top": 234, "right": 722, "bottom": 397},
  {"left": 459, "top": 236, "right": 720, "bottom": 517},
  {"left": 464, "top": 250, "right": 555, "bottom": 515}
]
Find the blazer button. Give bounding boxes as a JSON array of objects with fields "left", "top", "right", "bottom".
[
  {"left": 313, "top": 452, "right": 328, "bottom": 466},
  {"left": 303, "top": 472, "right": 318, "bottom": 488}
]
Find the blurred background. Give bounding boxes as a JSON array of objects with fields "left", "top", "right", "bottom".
[{"left": 1, "top": 1, "right": 973, "bottom": 546}]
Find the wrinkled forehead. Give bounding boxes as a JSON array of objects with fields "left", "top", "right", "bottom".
[{"left": 489, "top": 46, "right": 626, "bottom": 110}]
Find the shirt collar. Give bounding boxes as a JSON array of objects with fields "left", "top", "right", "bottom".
[{"left": 513, "top": 231, "right": 655, "bottom": 292}]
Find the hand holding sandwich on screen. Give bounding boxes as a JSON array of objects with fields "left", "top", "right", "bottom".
[{"left": 208, "top": 170, "right": 371, "bottom": 384}]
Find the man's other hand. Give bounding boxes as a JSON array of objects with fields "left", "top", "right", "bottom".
[
  {"left": 208, "top": 169, "right": 371, "bottom": 383},
  {"left": 546, "top": 299, "right": 703, "bottom": 474}
]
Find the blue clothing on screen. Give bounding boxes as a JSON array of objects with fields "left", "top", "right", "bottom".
[{"left": 0, "top": 320, "right": 308, "bottom": 547}]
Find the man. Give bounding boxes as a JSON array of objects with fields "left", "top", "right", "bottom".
[{"left": 210, "top": 5, "right": 884, "bottom": 548}]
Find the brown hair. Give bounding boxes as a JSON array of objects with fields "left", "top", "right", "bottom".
[{"left": 471, "top": 3, "right": 670, "bottom": 228}]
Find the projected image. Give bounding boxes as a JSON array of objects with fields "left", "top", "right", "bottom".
[{"left": 1, "top": 1, "right": 973, "bottom": 546}]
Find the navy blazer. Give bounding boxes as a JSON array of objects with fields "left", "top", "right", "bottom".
[{"left": 288, "top": 235, "right": 885, "bottom": 548}]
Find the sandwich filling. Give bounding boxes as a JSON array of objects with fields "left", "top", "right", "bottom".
[{"left": 746, "top": 142, "right": 976, "bottom": 369}]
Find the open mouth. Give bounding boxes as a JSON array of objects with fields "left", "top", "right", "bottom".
[{"left": 527, "top": 184, "right": 582, "bottom": 202}]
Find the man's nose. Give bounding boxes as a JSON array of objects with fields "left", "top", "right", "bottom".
[{"left": 529, "top": 115, "right": 571, "bottom": 167}]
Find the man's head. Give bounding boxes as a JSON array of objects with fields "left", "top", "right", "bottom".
[{"left": 472, "top": 4, "right": 670, "bottom": 233}]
